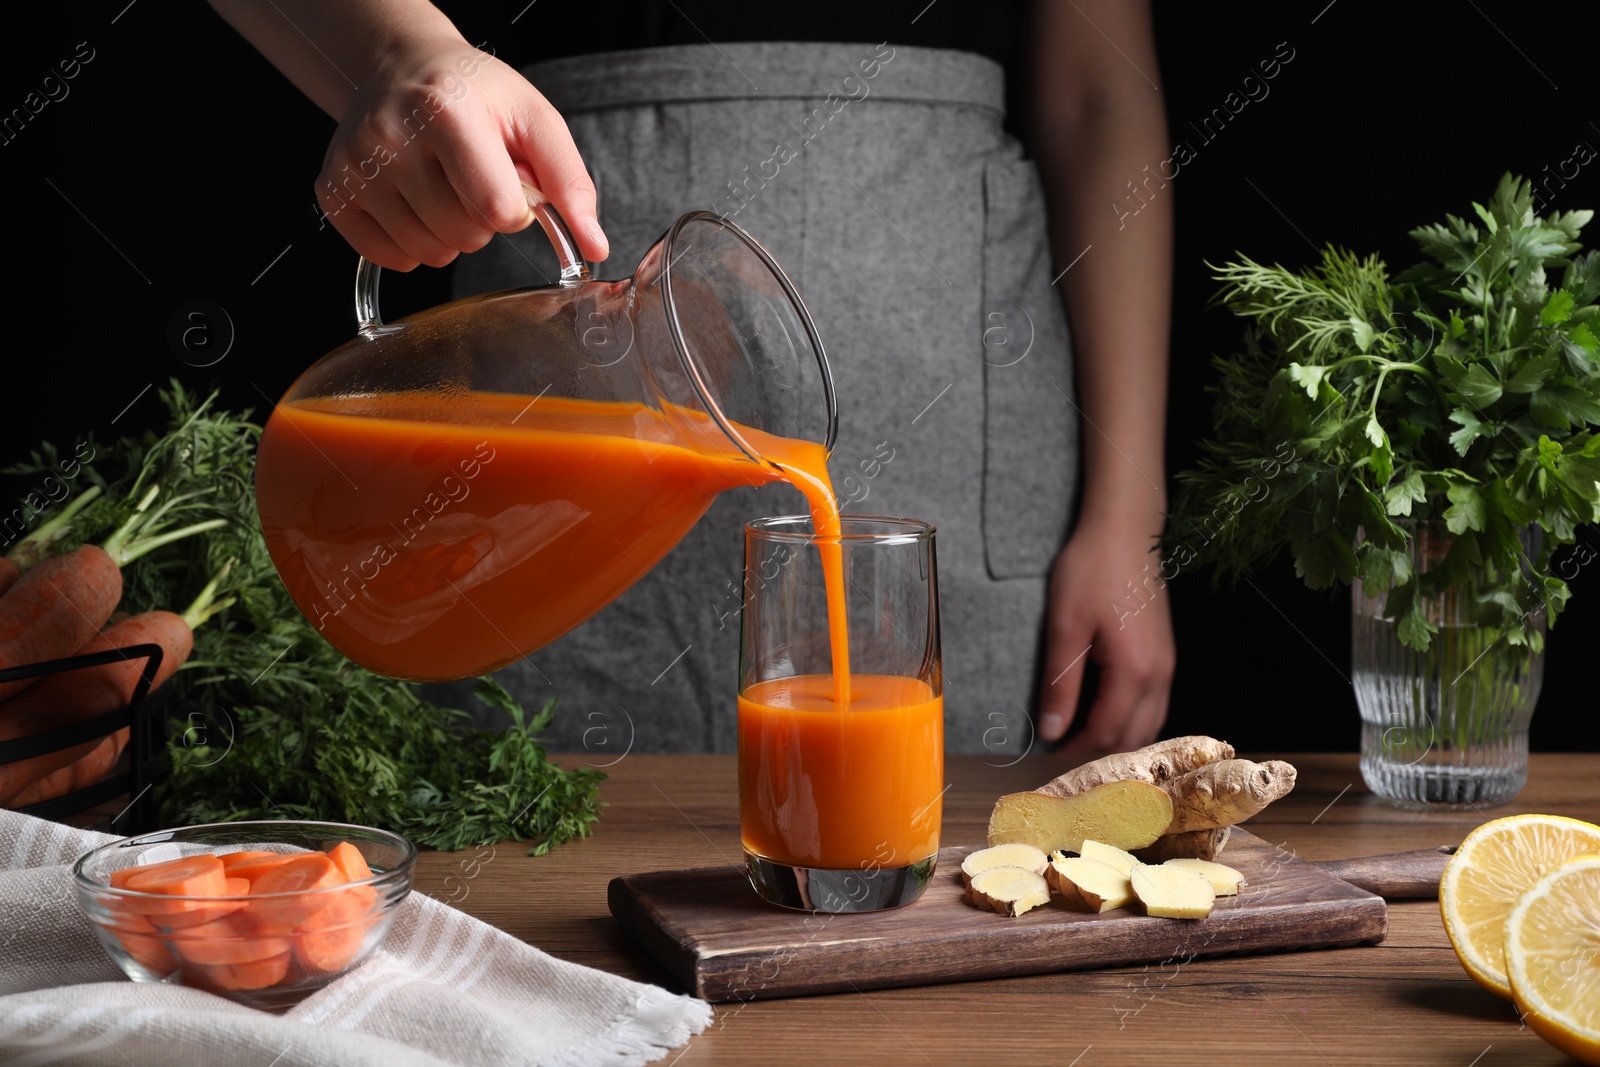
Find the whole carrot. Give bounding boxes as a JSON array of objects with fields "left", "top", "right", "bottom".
[
  {"left": 0, "top": 567, "right": 232, "bottom": 808},
  {"left": 0, "top": 545, "right": 122, "bottom": 704},
  {"left": 9, "top": 732, "right": 123, "bottom": 807},
  {"left": 0, "top": 613, "right": 185, "bottom": 806}
]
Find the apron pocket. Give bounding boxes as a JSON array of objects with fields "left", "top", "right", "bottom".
[{"left": 979, "top": 158, "right": 1078, "bottom": 579}]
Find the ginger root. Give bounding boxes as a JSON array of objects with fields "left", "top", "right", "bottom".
[
  {"left": 1133, "top": 827, "right": 1231, "bottom": 862},
  {"left": 1037, "top": 736, "right": 1235, "bottom": 798},
  {"left": 988, "top": 780, "right": 1173, "bottom": 855},
  {"left": 1130, "top": 863, "right": 1215, "bottom": 919},
  {"left": 1161, "top": 759, "right": 1297, "bottom": 835},
  {"left": 965, "top": 866, "right": 1051, "bottom": 916},
  {"left": 1029, "top": 739, "right": 1295, "bottom": 859},
  {"left": 960, "top": 843, "right": 1048, "bottom": 888}
]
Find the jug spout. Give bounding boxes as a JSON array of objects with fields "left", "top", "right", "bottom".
[{"left": 628, "top": 211, "right": 836, "bottom": 468}]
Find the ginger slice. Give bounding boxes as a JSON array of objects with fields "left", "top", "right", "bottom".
[
  {"left": 1130, "top": 862, "right": 1215, "bottom": 919},
  {"left": 1047, "top": 855, "right": 1134, "bottom": 913},
  {"left": 965, "top": 866, "right": 1052, "bottom": 917},
  {"left": 960, "top": 843, "right": 1048, "bottom": 888},
  {"left": 1163, "top": 858, "right": 1245, "bottom": 896},
  {"left": 1078, "top": 839, "right": 1140, "bottom": 876}
]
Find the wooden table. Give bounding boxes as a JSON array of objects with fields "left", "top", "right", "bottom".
[{"left": 412, "top": 753, "right": 1599, "bottom": 1066}]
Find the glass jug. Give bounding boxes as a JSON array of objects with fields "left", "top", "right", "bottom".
[{"left": 255, "top": 200, "right": 837, "bottom": 682}]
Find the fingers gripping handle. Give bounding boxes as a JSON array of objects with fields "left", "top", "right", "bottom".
[{"left": 354, "top": 183, "right": 593, "bottom": 332}]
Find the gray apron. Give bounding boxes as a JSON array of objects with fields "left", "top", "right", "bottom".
[{"left": 436, "top": 42, "right": 1077, "bottom": 755}]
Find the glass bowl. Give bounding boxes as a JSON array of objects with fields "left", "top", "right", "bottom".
[{"left": 73, "top": 820, "right": 416, "bottom": 1009}]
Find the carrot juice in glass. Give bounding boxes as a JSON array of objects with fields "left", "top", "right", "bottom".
[{"left": 737, "top": 516, "right": 943, "bottom": 912}]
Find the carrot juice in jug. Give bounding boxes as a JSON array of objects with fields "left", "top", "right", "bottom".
[{"left": 254, "top": 390, "right": 843, "bottom": 683}]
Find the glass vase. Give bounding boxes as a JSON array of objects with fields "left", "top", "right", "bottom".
[{"left": 1351, "top": 523, "right": 1544, "bottom": 809}]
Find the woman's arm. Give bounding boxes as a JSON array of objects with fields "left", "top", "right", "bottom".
[
  {"left": 1023, "top": 0, "right": 1175, "bottom": 751},
  {"left": 207, "top": 0, "right": 608, "bottom": 269}
]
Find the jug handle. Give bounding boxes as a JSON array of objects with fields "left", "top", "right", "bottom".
[{"left": 354, "top": 186, "right": 593, "bottom": 332}]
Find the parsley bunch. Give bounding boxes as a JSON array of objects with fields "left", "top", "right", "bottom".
[{"left": 1168, "top": 174, "right": 1600, "bottom": 658}]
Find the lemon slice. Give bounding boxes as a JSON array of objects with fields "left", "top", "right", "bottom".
[
  {"left": 1440, "top": 814, "right": 1600, "bottom": 998},
  {"left": 1505, "top": 855, "right": 1600, "bottom": 1065}
]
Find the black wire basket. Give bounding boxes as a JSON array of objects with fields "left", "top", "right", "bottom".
[{"left": 0, "top": 643, "right": 167, "bottom": 833}]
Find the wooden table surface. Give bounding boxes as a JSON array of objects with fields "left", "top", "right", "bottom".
[{"left": 411, "top": 753, "right": 1600, "bottom": 1066}]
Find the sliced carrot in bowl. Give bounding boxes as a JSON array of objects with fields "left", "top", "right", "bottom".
[
  {"left": 294, "top": 891, "right": 377, "bottom": 973},
  {"left": 325, "top": 841, "right": 372, "bottom": 882},
  {"left": 150, "top": 876, "right": 250, "bottom": 930},
  {"left": 99, "top": 911, "right": 178, "bottom": 976},
  {"left": 241, "top": 854, "right": 345, "bottom": 935},
  {"left": 170, "top": 910, "right": 292, "bottom": 967},
  {"left": 222, "top": 851, "right": 301, "bottom": 883},
  {"left": 186, "top": 949, "right": 292, "bottom": 991},
  {"left": 121, "top": 854, "right": 227, "bottom": 916},
  {"left": 325, "top": 841, "right": 379, "bottom": 908}
]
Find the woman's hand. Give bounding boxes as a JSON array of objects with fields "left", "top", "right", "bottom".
[
  {"left": 1036, "top": 517, "right": 1175, "bottom": 753},
  {"left": 207, "top": 0, "right": 608, "bottom": 269},
  {"left": 315, "top": 37, "right": 608, "bottom": 271},
  {"left": 316, "top": 36, "right": 608, "bottom": 271}
]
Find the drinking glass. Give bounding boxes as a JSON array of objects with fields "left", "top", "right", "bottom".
[{"left": 738, "top": 516, "right": 943, "bottom": 912}]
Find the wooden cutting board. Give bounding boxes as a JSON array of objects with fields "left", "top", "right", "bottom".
[{"left": 608, "top": 830, "right": 1388, "bottom": 1001}]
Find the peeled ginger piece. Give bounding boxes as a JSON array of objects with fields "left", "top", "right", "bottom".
[
  {"left": 960, "top": 843, "right": 1049, "bottom": 888},
  {"left": 1047, "top": 856, "right": 1133, "bottom": 913},
  {"left": 1163, "top": 858, "right": 1244, "bottom": 896},
  {"left": 1131, "top": 863, "right": 1215, "bottom": 919},
  {"left": 1078, "top": 839, "right": 1140, "bottom": 876}
]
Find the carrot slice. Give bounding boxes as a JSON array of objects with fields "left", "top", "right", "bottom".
[
  {"left": 293, "top": 891, "right": 376, "bottom": 973},
  {"left": 325, "top": 842, "right": 372, "bottom": 882},
  {"left": 171, "top": 910, "right": 292, "bottom": 967},
  {"left": 123, "top": 854, "right": 225, "bottom": 894},
  {"left": 152, "top": 876, "right": 250, "bottom": 930},
  {"left": 187, "top": 949, "right": 291, "bottom": 991},
  {"left": 222, "top": 852, "right": 300, "bottom": 884},
  {"left": 324, "top": 841, "right": 378, "bottom": 909},
  {"left": 122, "top": 854, "right": 227, "bottom": 915},
  {"left": 111, "top": 922, "right": 177, "bottom": 976},
  {"left": 242, "top": 854, "right": 344, "bottom": 934},
  {"left": 96, "top": 909, "right": 176, "bottom": 977}
]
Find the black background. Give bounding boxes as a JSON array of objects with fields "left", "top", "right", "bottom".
[{"left": 1, "top": 1, "right": 1596, "bottom": 752}]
